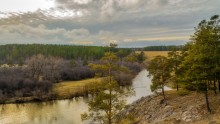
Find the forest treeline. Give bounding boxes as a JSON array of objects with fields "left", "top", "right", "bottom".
[
  {"left": 0, "top": 44, "right": 184, "bottom": 65},
  {"left": 0, "top": 44, "right": 132, "bottom": 64},
  {"left": 143, "top": 45, "right": 184, "bottom": 51}
]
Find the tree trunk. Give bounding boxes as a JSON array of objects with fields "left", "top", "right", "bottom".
[
  {"left": 109, "top": 87, "right": 112, "bottom": 124},
  {"left": 217, "top": 72, "right": 220, "bottom": 92},
  {"left": 108, "top": 53, "right": 112, "bottom": 124},
  {"left": 214, "top": 78, "right": 217, "bottom": 95},
  {"left": 218, "top": 77, "right": 220, "bottom": 92},
  {"left": 175, "top": 65, "right": 179, "bottom": 91},
  {"left": 205, "top": 82, "right": 211, "bottom": 113},
  {"left": 176, "top": 82, "right": 179, "bottom": 91},
  {"left": 162, "top": 85, "right": 166, "bottom": 100},
  {"left": 108, "top": 113, "right": 111, "bottom": 124},
  {"left": 208, "top": 80, "right": 211, "bottom": 89}
]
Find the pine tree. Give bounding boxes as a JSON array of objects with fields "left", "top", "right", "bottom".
[
  {"left": 82, "top": 45, "right": 132, "bottom": 124},
  {"left": 147, "top": 56, "right": 171, "bottom": 101},
  {"left": 181, "top": 15, "right": 220, "bottom": 112}
]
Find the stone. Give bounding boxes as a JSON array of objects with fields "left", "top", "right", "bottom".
[{"left": 181, "top": 106, "right": 201, "bottom": 122}]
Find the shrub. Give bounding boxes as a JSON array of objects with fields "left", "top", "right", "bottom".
[
  {"left": 113, "top": 72, "right": 134, "bottom": 86},
  {"left": 61, "top": 66, "right": 95, "bottom": 81},
  {"left": 184, "top": 83, "right": 197, "bottom": 91},
  {"left": 177, "top": 89, "right": 190, "bottom": 96},
  {"left": 0, "top": 67, "right": 53, "bottom": 98}
]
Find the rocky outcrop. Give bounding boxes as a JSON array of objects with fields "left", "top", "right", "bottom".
[{"left": 119, "top": 93, "right": 205, "bottom": 124}]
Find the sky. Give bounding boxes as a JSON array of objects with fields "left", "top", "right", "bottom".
[{"left": 0, "top": 0, "right": 219, "bottom": 47}]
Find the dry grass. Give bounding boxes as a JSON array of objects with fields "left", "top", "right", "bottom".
[
  {"left": 142, "top": 51, "right": 169, "bottom": 60},
  {"left": 164, "top": 90, "right": 220, "bottom": 124},
  {"left": 136, "top": 51, "right": 170, "bottom": 63},
  {"left": 0, "top": 78, "right": 103, "bottom": 103},
  {"left": 52, "top": 78, "right": 102, "bottom": 98}
]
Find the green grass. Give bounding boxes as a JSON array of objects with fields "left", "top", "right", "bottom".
[
  {"left": 52, "top": 78, "right": 102, "bottom": 98},
  {"left": 177, "top": 89, "right": 190, "bottom": 96}
]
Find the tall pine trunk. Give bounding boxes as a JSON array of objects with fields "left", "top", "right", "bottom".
[
  {"left": 205, "top": 82, "right": 211, "bottom": 113},
  {"left": 217, "top": 72, "right": 220, "bottom": 92},
  {"left": 175, "top": 66, "right": 179, "bottom": 91},
  {"left": 218, "top": 76, "right": 220, "bottom": 92},
  {"left": 214, "top": 78, "right": 217, "bottom": 95},
  {"left": 162, "top": 85, "right": 166, "bottom": 100},
  {"left": 176, "top": 82, "right": 179, "bottom": 91},
  {"left": 108, "top": 57, "right": 112, "bottom": 124}
]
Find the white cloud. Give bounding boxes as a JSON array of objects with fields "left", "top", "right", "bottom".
[
  {"left": 44, "top": 8, "right": 84, "bottom": 19},
  {"left": 73, "top": 0, "right": 93, "bottom": 4},
  {"left": 0, "top": 24, "right": 92, "bottom": 45},
  {"left": 0, "top": 0, "right": 54, "bottom": 12}
]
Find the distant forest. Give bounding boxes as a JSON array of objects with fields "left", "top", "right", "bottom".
[
  {"left": 0, "top": 44, "right": 183, "bottom": 64},
  {"left": 0, "top": 44, "right": 131, "bottom": 64},
  {"left": 143, "top": 45, "right": 184, "bottom": 51}
]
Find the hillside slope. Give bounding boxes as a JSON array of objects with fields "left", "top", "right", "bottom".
[{"left": 120, "top": 91, "right": 220, "bottom": 124}]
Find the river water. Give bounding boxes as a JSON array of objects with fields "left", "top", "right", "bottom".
[{"left": 0, "top": 70, "right": 170, "bottom": 124}]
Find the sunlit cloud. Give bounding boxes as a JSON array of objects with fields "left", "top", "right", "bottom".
[
  {"left": 0, "top": 0, "right": 54, "bottom": 12},
  {"left": 43, "top": 9, "right": 85, "bottom": 19}
]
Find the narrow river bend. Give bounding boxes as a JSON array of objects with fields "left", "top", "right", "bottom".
[{"left": 0, "top": 70, "right": 171, "bottom": 124}]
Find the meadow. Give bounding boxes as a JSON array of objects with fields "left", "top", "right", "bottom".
[{"left": 53, "top": 78, "right": 103, "bottom": 99}]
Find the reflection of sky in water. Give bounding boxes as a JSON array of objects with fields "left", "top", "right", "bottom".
[
  {"left": 0, "top": 69, "right": 171, "bottom": 124},
  {"left": 126, "top": 70, "right": 152, "bottom": 104},
  {"left": 127, "top": 70, "right": 171, "bottom": 104},
  {"left": 0, "top": 98, "right": 89, "bottom": 124}
]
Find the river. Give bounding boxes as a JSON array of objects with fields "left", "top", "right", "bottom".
[{"left": 0, "top": 70, "right": 171, "bottom": 124}]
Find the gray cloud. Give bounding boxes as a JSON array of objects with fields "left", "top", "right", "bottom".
[{"left": 0, "top": 0, "right": 219, "bottom": 47}]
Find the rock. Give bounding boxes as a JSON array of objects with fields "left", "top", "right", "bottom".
[
  {"left": 162, "top": 106, "right": 174, "bottom": 118},
  {"left": 145, "top": 114, "right": 151, "bottom": 119},
  {"left": 118, "top": 93, "right": 206, "bottom": 124},
  {"left": 181, "top": 106, "right": 201, "bottom": 122}
]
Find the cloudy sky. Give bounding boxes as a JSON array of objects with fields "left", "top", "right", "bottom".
[{"left": 0, "top": 0, "right": 219, "bottom": 47}]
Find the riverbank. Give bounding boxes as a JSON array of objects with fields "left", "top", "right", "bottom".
[
  {"left": 0, "top": 69, "right": 151, "bottom": 124},
  {"left": 0, "top": 78, "right": 102, "bottom": 104},
  {"left": 53, "top": 78, "right": 102, "bottom": 99},
  {"left": 119, "top": 90, "right": 220, "bottom": 124}
]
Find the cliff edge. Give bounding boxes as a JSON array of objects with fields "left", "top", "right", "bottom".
[{"left": 119, "top": 91, "right": 220, "bottom": 124}]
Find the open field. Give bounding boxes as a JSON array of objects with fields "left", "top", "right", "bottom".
[
  {"left": 52, "top": 78, "right": 102, "bottom": 98},
  {"left": 142, "top": 51, "right": 169, "bottom": 60},
  {"left": 136, "top": 51, "right": 170, "bottom": 63}
]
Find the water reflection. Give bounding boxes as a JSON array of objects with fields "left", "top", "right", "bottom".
[
  {"left": 0, "top": 98, "right": 89, "bottom": 124},
  {"left": 126, "top": 70, "right": 152, "bottom": 104},
  {"left": 0, "top": 70, "right": 168, "bottom": 124}
]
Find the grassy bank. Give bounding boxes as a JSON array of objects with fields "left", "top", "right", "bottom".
[
  {"left": 0, "top": 78, "right": 102, "bottom": 104},
  {"left": 53, "top": 78, "right": 102, "bottom": 99}
]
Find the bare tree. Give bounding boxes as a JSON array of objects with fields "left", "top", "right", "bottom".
[
  {"left": 43, "top": 57, "right": 64, "bottom": 82},
  {"left": 27, "top": 54, "right": 46, "bottom": 81}
]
